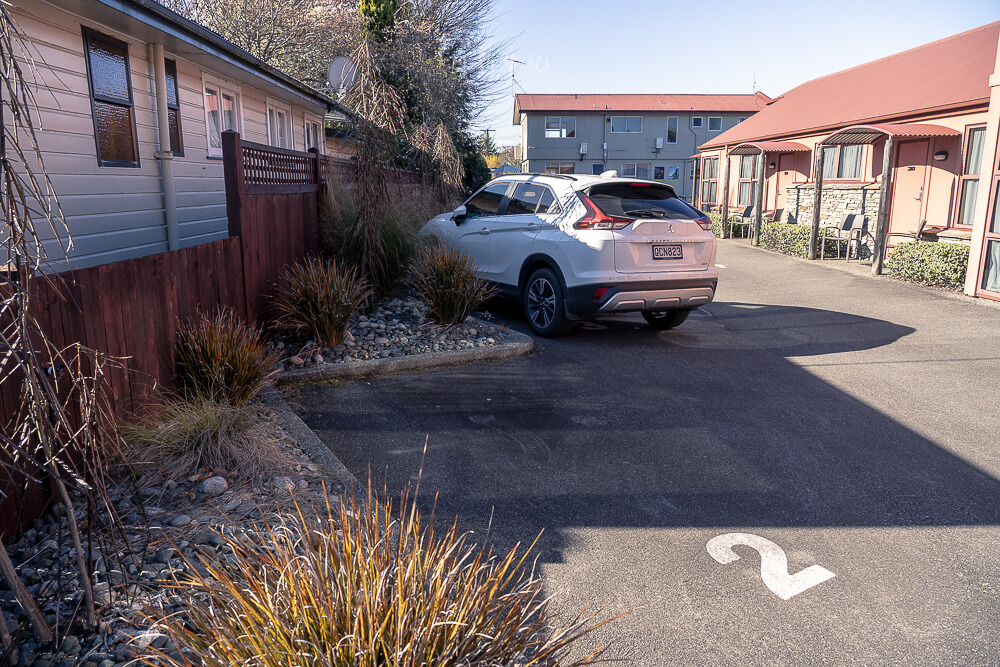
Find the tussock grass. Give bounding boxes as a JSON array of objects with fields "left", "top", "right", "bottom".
[
  {"left": 175, "top": 309, "right": 279, "bottom": 407},
  {"left": 273, "top": 257, "right": 370, "bottom": 347},
  {"left": 124, "top": 399, "right": 290, "bottom": 480},
  {"left": 144, "top": 483, "right": 620, "bottom": 666},
  {"left": 408, "top": 244, "right": 495, "bottom": 325}
]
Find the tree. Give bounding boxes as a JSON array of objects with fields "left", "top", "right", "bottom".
[
  {"left": 476, "top": 130, "right": 497, "bottom": 157},
  {"left": 359, "top": 0, "right": 397, "bottom": 39}
]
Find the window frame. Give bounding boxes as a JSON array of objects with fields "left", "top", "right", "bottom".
[
  {"left": 738, "top": 155, "right": 759, "bottom": 206},
  {"left": 82, "top": 27, "right": 140, "bottom": 168},
  {"left": 667, "top": 116, "right": 678, "bottom": 144},
  {"left": 701, "top": 157, "right": 719, "bottom": 204},
  {"left": 610, "top": 116, "right": 643, "bottom": 134},
  {"left": 954, "top": 123, "right": 986, "bottom": 229},
  {"left": 545, "top": 162, "right": 575, "bottom": 175},
  {"left": 507, "top": 183, "right": 561, "bottom": 215},
  {"left": 266, "top": 97, "right": 293, "bottom": 149},
  {"left": 202, "top": 74, "right": 244, "bottom": 159},
  {"left": 544, "top": 116, "right": 576, "bottom": 139},
  {"left": 164, "top": 58, "right": 183, "bottom": 157},
  {"left": 591, "top": 163, "right": 605, "bottom": 175},
  {"left": 708, "top": 117, "right": 722, "bottom": 132},
  {"left": 821, "top": 144, "right": 865, "bottom": 181},
  {"left": 691, "top": 117, "right": 703, "bottom": 128},
  {"left": 304, "top": 115, "right": 323, "bottom": 153},
  {"left": 736, "top": 116, "right": 748, "bottom": 124}
]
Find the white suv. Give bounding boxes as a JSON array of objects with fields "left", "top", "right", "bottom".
[{"left": 419, "top": 172, "right": 718, "bottom": 336}]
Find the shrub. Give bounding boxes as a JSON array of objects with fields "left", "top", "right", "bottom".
[
  {"left": 144, "top": 485, "right": 618, "bottom": 666},
  {"left": 124, "top": 399, "right": 289, "bottom": 479},
  {"left": 175, "top": 310, "right": 279, "bottom": 407},
  {"left": 886, "top": 240, "right": 969, "bottom": 290},
  {"left": 273, "top": 257, "right": 370, "bottom": 347},
  {"left": 708, "top": 211, "right": 750, "bottom": 238},
  {"left": 758, "top": 222, "right": 838, "bottom": 257},
  {"left": 408, "top": 244, "right": 496, "bottom": 325}
]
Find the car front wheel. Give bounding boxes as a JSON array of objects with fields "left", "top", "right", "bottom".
[
  {"left": 641, "top": 308, "right": 691, "bottom": 330},
  {"left": 524, "top": 268, "right": 572, "bottom": 337}
]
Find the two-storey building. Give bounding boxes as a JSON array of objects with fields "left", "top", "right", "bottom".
[{"left": 513, "top": 93, "right": 771, "bottom": 201}]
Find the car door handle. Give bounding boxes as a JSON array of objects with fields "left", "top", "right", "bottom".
[
  {"left": 480, "top": 227, "right": 491, "bottom": 235},
  {"left": 525, "top": 223, "right": 540, "bottom": 231}
]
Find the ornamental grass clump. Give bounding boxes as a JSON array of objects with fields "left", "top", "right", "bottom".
[
  {"left": 273, "top": 257, "right": 370, "bottom": 347},
  {"left": 142, "top": 484, "right": 619, "bottom": 666},
  {"left": 408, "top": 244, "right": 495, "bottom": 325},
  {"left": 123, "top": 399, "right": 289, "bottom": 480},
  {"left": 175, "top": 309, "right": 279, "bottom": 407}
]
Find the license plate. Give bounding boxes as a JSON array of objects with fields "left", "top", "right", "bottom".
[{"left": 652, "top": 244, "right": 683, "bottom": 260}]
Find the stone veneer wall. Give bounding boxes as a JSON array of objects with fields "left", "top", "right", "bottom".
[{"left": 783, "top": 183, "right": 882, "bottom": 228}]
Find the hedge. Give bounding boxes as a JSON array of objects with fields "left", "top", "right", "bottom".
[
  {"left": 757, "top": 223, "right": 838, "bottom": 257},
  {"left": 886, "top": 241, "right": 969, "bottom": 290},
  {"left": 708, "top": 211, "right": 750, "bottom": 239}
]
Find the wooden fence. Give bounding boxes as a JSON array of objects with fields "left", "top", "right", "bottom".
[{"left": 0, "top": 132, "right": 322, "bottom": 537}]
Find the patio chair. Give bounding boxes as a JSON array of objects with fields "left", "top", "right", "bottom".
[
  {"left": 766, "top": 208, "right": 784, "bottom": 224},
  {"left": 730, "top": 206, "right": 754, "bottom": 238},
  {"left": 821, "top": 213, "right": 869, "bottom": 260}
]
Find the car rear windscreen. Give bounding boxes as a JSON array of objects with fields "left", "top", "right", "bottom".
[{"left": 586, "top": 183, "right": 702, "bottom": 220}]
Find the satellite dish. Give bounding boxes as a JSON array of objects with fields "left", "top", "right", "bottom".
[{"left": 327, "top": 56, "right": 358, "bottom": 93}]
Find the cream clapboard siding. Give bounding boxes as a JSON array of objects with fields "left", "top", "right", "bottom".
[{"left": 8, "top": 0, "right": 327, "bottom": 269}]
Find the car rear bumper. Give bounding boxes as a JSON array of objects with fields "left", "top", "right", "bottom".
[{"left": 565, "top": 276, "right": 718, "bottom": 316}]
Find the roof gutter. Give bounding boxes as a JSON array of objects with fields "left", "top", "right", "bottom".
[
  {"left": 94, "top": 0, "right": 351, "bottom": 116},
  {"left": 699, "top": 98, "right": 990, "bottom": 151}
]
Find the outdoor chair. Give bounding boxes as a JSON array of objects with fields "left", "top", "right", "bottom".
[
  {"left": 766, "top": 208, "right": 784, "bottom": 224},
  {"left": 730, "top": 206, "right": 754, "bottom": 238},
  {"left": 821, "top": 213, "right": 871, "bottom": 260}
]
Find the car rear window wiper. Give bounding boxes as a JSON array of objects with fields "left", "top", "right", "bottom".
[{"left": 622, "top": 209, "right": 668, "bottom": 218}]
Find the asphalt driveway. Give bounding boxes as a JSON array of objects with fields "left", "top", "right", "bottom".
[{"left": 289, "top": 243, "right": 1000, "bottom": 665}]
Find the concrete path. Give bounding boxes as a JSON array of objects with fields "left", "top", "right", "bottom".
[{"left": 289, "top": 242, "right": 1000, "bottom": 665}]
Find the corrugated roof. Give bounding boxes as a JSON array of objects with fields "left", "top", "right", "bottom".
[
  {"left": 822, "top": 123, "right": 961, "bottom": 145},
  {"left": 729, "top": 141, "right": 810, "bottom": 155},
  {"left": 701, "top": 22, "right": 999, "bottom": 150},
  {"left": 513, "top": 92, "right": 771, "bottom": 123}
]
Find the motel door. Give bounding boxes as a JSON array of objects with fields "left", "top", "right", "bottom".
[
  {"left": 774, "top": 154, "right": 795, "bottom": 212},
  {"left": 889, "top": 141, "right": 930, "bottom": 236}
]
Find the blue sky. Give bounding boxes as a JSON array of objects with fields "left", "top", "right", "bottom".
[{"left": 481, "top": 0, "right": 999, "bottom": 146}]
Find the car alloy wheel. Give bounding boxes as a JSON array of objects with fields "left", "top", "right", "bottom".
[{"left": 527, "top": 276, "right": 557, "bottom": 329}]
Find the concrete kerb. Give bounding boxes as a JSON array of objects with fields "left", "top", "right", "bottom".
[{"left": 272, "top": 316, "right": 535, "bottom": 386}]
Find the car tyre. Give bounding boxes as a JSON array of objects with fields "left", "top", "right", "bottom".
[
  {"left": 524, "top": 268, "right": 572, "bottom": 337},
  {"left": 642, "top": 308, "right": 691, "bottom": 330}
]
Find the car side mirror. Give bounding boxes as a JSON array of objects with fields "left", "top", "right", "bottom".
[{"left": 451, "top": 205, "right": 468, "bottom": 224}]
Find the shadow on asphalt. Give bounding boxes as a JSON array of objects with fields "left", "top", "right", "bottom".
[{"left": 292, "top": 299, "right": 1000, "bottom": 563}]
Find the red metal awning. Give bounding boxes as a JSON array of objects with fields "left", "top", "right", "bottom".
[
  {"left": 821, "top": 123, "right": 960, "bottom": 145},
  {"left": 728, "top": 141, "right": 810, "bottom": 155}
]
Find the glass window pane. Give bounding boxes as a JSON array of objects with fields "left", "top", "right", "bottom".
[
  {"left": 168, "top": 108, "right": 182, "bottom": 154},
  {"left": 563, "top": 118, "right": 575, "bottom": 138},
  {"left": 965, "top": 127, "right": 986, "bottom": 175},
  {"left": 465, "top": 182, "right": 509, "bottom": 216},
  {"left": 983, "top": 240, "right": 1000, "bottom": 293},
  {"left": 839, "top": 144, "right": 862, "bottom": 179},
  {"left": 822, "top": 146, "right": 838, "bottom": 179},
  {"left": 507, "top": 184, "right": 541, "bottom": 214},
  {"left": 559, "top": 163, "right": 574, "bottom": 174},
  {"left": 87, "top": 36, "right": 130, "bottom": 102},
  {"left": 537, "top": 188, "right": 559, "bottom": 214},
  {"left": 957, "top": 179, "right": 979, "bottom": 227},
  {"left": 611, "top": 117, "right": 625, "bottom": 133},
  {"left": 587, "top": 182, "right": 701, "bottom": 219},
  {"left": 628, "top": 117, "right": 642, "bottom": 133},
  {"left": 738, "top": 181, "right": 753, "bottom": 205},
  {"left": 636, "top": 163, "right": 650, "bottom": 179},
  {"left": 667, "top": 117, "right": 677, "bottom": 143},
  {"left": 622, "top": 163, "right": 636, "bottom": 177},
  {"left": 205, "top": 87, "right": 221, "bottom": 149},
  {"left": 222, "top": 93, "right": 237, "bottom": 132},
  {"left": 592, "top": 163, "right": 604, "bottom": 175},
  {"left": 94, "top": 100, "right": 136, "bottom": 163},
  {"left": 708, "top": 117, "right": 721, "bottom": 131},
  {"left": 991, "top": 181, "right": 1000, "bottom": 235},
  {"left": 545, "top": 117, "right": 559, "bottom": 130},
  {"left": 164, "top": 60, "right": 179, "bottom": 107},
  {"left": 710, "top": 181, "right": 718, "bottom": 203},
  {"left": 692, "top": 117, "right": 703, "bottom": 127},
  {"left": 740, "top": 156, "right": 754, "bottom": 179}
]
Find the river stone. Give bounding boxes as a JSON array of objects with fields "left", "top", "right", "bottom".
[{"left": 198, "top": 476, "right": 228, "bottom": 496}]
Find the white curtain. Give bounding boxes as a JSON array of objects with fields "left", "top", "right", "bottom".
[
  {"left": 839, "top": 144, "right": 863, "bottom": 178},
  {"left": 984, "top": 241, "right": 1000, "bottom": 293}
]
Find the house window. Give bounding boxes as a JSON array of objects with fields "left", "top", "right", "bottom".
[
  {"left": 305, "top": 118, "right": 322, "bottom": 153},
  {"left": 82, "top": 29, "right": 139, "bottom": 167},
  {"left": 611, "top": 116, "right": 642, "bottom": 133},
  {"left": 545, "top": 162, "right": 574, "bottom": 174},
  {"left": 821, "top": 144, "right": 863, "bottom": 180},
  {"left": 621, "top": 162, "right": 651, "bottom": 179},
  {"left": 708, "top": 117, "right": 722, "bottom": 132},
  {"left": 621, "top": 163, "right": 636, "bottom": 178},
  {"left": 701, "top": 157, "right": 719, "bottom": 204},
  {"left": 267, "top": 100, "right": 292, "bottom": 149},
  {"left": 956, "top": 125, "right": 986, "bottom": 227},
  {"left": 738, "top": 155, "right": 759, "bottom": 206},
  {"left": 204, "top": 77, "right": 241, "bottom": 158},
  {"left": 654, "top": 166, "right": 665, "bottom": 181},
  {"left": 164, "top": 59, "right": 183, "bottom": 156},
  {"left": 667, "top": 117, "right": 678, "bottom": 143},
  {"left": 692, "top": 117, "right": 703, "bottom": 128},
  {"left": 545, "top": 116, "right": 575, "bottom": 138},
  {"left": 737, "top": 117, "right": 748, "bottom": 124},
  {"left": 592, "top": 163, "right": 605, "bottom": 175}
]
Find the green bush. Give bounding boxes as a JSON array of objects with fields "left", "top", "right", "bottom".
[
  {"left": 175, "top": 310, "right": 279, "bottom": 407},
  {"left": 708, "top": 211, "right": 750, "bottom": 238},
  {"left": 758, "top": 223, "right": 838, "bottom": 257},
  {"left": 408, "top": 244, "right": 495, "bottom": 325},
  {"left": 886, "top": 241, "right": 969, "bottom": 290},
  {"left": 273, "top": 257, "right": 370, "bottom": 347}
]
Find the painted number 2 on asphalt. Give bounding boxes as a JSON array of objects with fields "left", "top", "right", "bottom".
[{"left": 707, "top": 533, "right": 836, "bottom": 600}]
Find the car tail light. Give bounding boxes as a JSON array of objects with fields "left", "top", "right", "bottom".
[
  {"left": 695, "top": 216, "right": 711, "bottom": 231},
  {"left": 593, "top": 287, "right": 610, "bottom": 302},
  {"left": 574, "top": 193, "right": 633, "bottom": 230}
]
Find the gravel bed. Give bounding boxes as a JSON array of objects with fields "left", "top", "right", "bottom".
[
  {"left": 1, "top": 406, "right": 345, "bottom": 667},
  {"left": 274, "top": 296, "right": 508, "bottom": 370}
]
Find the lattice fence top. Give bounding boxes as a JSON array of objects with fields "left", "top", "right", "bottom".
[{"left": 242, "top": 144, "right": 314, "bottom": 186}]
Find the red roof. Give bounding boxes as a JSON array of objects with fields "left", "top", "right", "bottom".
[
  {"left": 701, "top": 22, "right": 1000, "bottom": 150},
  {"left": 513, "top": 92, "right": 771, "bottom": 123}
]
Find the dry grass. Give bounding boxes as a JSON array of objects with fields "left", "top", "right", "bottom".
[
  {"left": 175, "top": 309, "right": 280, "bottom": 407},
  {"left": 273, "top": 257, "right": 370, "bottom": 347},
  {"left": 408, "top": 244, "right": 496, "bottom": 325},
  {"left": 123, "top": 399, "right": 292, "bottom": 480},
  {"left": 142, "top": 483, "right": 620, "bottom": 666}
]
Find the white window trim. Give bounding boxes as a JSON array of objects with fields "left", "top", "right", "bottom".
[
  {"left": 266, "top": 97, "right": 293, "bottom": 149},
  {"left": 708, "top": 116, "right": 723, "bottom": 132},
  {"left": 304, "top": 114, "right": 323, "bottom": 153},
  {"left": 621, "top": 162, "right": 637, "bottom": 178},
  {"left": 544, "top": 116, "right": 576, "bottom": 139},
  {"left": 202, "top": 73, "right": 244, "bottom": 159},
  {"left": 691, "top": 117, "right": 704, "bottom": 128},
  {"left": 666, "top": 116, "right": 678, "bottom": 144},
  {"left": 736, "top": 116, "right": 748, "bottom": 124},
  {"left": 611, "top": 116, "right": 643, "bottom": 134}
]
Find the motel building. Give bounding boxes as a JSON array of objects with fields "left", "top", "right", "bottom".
[{"left": 695, "top": 21, "right": 1000, "bottom": 301}]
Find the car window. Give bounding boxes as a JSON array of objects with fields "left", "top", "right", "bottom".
[
  {"left": 507, "top": 184, "right": 544, "bottom": 214},
  {"left": 465, "top": 182, "right": 510, "bottom": 218},
  {"left": 585, "top": 182, "right": 700, "bottom": 220},
  {"left": 536, "top": 188, "right": 560, "bottom": 214}
]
